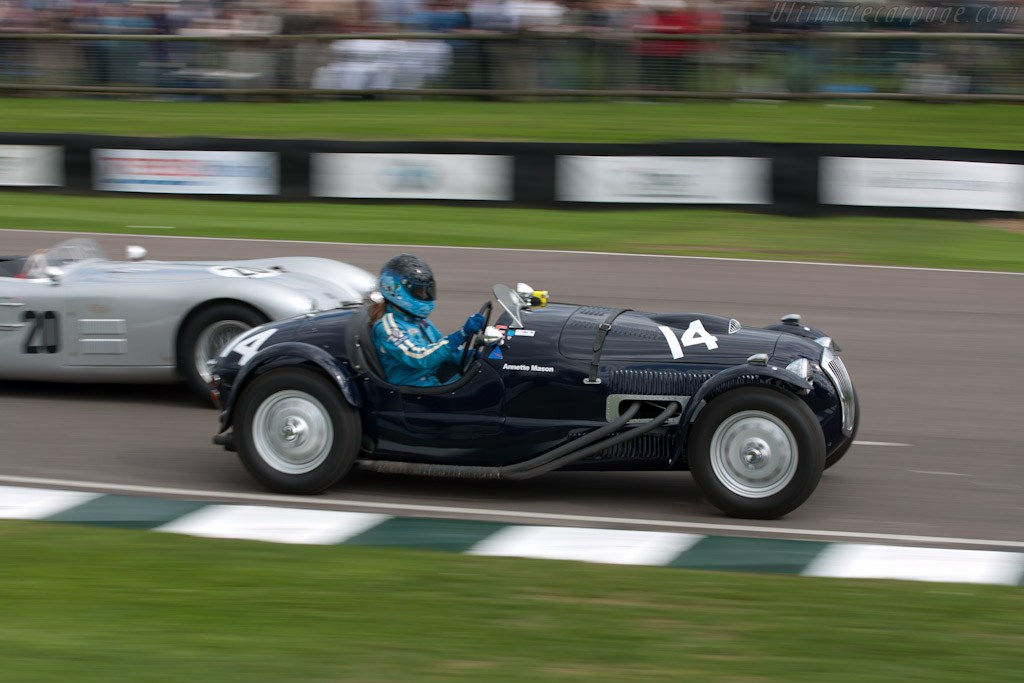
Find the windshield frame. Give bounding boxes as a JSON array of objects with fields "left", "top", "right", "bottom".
[
  {"left": 493, "top": 284, "right": 526, "bottom": 329},
  {"left": 19, "top": 238, "right": 107, "bottom": 280}
]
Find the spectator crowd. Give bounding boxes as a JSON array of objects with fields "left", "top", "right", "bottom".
[{"left": 1, "top": 0, "right": 1022, "bottom": 94}]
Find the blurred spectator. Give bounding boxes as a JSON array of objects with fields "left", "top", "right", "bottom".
[
  {"left": 689, "top": 0, "right": 725, "bottom": 91},
  {"left": 98, "top": 3, "right": 156, "bottom": 85},
  {"left": 2, "top": 0, "right": 1024, "bottom": 98},
  {"left": 587, "top": 0, "right": 644, "bottom": 90},
  {"left": 632, "top": 0, "right": 700, "bottom": 91},
  {"left": 523, "top": 0, "right": 575, "bottom": 90},
  {"left": 71, "top": 5, "right": 107, "bottom": 86},
  {"left": 278, "top": 0, "right": 353, "bottom": 89},
  {"left": 410, "top": 0, "right": 472, "bottom": 32},
  {"left": 312, "top": 0, "right": 462, "bottom": 94},
  {"left": 410, "top": 0, "right": 472, "bottom": 88},
  {"left": 226, "top": 3, "right": 282, "bottom": 88},
  {"left": 312, "top": 37, "right": 452, "bottom": 92},
  {"left": 1, "top": 0, "right": 44, "bottom": 84},
  {"left": 373, "top": 0, "right": 426, "bottom": 27},
  {"left": 466, "top": 0, "right": 517, "bottom": 92},
  {"left": 312, "top": 11, "right": 447, "bottom": 94}
]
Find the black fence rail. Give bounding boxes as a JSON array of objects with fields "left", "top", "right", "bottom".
[{"left": 2, "top": 32, "right": 1023, "bottom": 101}]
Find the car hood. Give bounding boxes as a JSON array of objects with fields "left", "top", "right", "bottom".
[
  {"left": 492, "top": 303, "right": 776, "bottom": 367},
  {"left": 554, "top": 306, "right": 782, "bottom": 366},
  {"left": 68, "top": 257, "right": 375, "bottom": 303}
]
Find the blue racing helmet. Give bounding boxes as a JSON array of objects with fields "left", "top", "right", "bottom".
[{"left": 378, "top": 253, "right": 436, "bottom": 318}]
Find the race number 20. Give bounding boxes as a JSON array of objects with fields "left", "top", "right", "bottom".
[{"left": 22, "top": 310, "right": 59, "bottom": 354}]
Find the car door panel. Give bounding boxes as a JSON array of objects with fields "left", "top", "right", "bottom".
[
  {"left": 0, "top": 285, "right": 29, "bottom": 372},
  {"left": 400, "top": 363, "right": 505, "bottom": 437},
  {"left": 64, "top": 281, "right": 178, "bottom": 367}
]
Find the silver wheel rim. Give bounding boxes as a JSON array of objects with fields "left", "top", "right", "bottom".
[
  {"left": 251, "top": 390, "right": 334, "bottom": 474},
  {"left": 709, "top": 410, "right": 798, "bottom": 498},
  {"left": 194, "top": 319, "right": 251, "bottom": 383}
]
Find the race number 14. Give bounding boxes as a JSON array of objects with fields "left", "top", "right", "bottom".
[
  {"left": 658, "top": 321, "right": 719, "bottom": 359},
  {"left": 221, "top": 327, "right": 278, "bottom": 366}
]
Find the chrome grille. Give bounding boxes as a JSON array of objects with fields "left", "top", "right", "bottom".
[{"left": 822, "top": 352, "right": 855, "bottom": 436}]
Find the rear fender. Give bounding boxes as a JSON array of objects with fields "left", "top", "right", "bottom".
[
  {"left": 674, "top": 364, "right": 813, "bottom": 466},
  {"left": 220, "top": 342, "right": 360, "bottom": 431}
]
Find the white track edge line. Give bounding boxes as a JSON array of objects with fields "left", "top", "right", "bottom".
[
  {"left": 2, "top": 228, "right": 1020, "bottom": 277},
  {"left": 2, "top": 475, "right": 1022, "bottom": 550}
]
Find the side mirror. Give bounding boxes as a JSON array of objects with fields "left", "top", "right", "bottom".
[
  {"left": 480, "top": 325, "right": 505, "bottom": 345},
  {"left": 126, "top": 245, "right": 147, "bottom": 262},
  {"left": 44, "top": 266, "right": 64, "bottom": 283}
]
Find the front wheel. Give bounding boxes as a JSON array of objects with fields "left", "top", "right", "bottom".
[
  {"left": 235, "top": 368, "right": 361, "bottom": 494},
  {"left": 688, "top": 387, "right": 825, "bottom": 519},
  {"left": 178, "top": 303, "right": 268, "bottom": 402}
]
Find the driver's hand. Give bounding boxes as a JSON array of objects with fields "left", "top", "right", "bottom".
[
  {"left": 446, "top": 313, "right": 487, "bottom": 349},
  {"left": 461, "top": 313, "right": 485, "bottom": 337}
]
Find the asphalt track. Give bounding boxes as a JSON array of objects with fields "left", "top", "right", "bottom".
[{"left": 1, "top": 229, "right": 1022, "bottom": 548}]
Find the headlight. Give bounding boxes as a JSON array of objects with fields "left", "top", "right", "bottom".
[
  {"left": 814, "top": 336, "right": 836, "bottom": 351},
  {"left": 785, "top": 357, "right": 813, "bottom": 383}
]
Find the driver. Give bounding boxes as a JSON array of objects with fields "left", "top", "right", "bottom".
[{"left": 369, "top": 254, "right": 485, "bottom": 387}]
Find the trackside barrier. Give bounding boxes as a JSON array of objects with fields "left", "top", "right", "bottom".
[{"left": 2, "top": 133, "right": 1023, "bottom": 218}]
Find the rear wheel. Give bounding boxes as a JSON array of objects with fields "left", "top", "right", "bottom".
[
  {"left": 178, "top": 303, "right": 267, "bottom": 402},
  {"left": 235, "top": 368, "right": 361, "bottom": 494},
  {"left": 688, "top": 387, "right": 825, "bottom": 519}
]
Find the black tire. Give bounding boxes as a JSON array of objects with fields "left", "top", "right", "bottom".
[
  {"left": 178, "top": 303, "right": 267, "bottom": 402},
  {"left": 688, "top": 387, "right": 825, "bottom": 520},
  {"left": 824, "top": 389, "right": 860, "bottom": 470},
  {"left": 235, "top": 368, "right": 361, "bottom": 495}
]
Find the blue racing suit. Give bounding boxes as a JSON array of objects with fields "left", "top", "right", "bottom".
[{"left": 372, "top": 305, "right": 465, "bottom": 386}]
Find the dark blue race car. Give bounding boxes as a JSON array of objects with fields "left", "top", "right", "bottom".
[{"left": 211, "top": 284, "right": 858, "bottom": 519}]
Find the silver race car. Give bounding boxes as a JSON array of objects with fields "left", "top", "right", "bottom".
[{"left": 0, "top": 237, "right": 374, "bottom": 400}]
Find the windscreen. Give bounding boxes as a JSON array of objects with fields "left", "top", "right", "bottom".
[
  {"left": 43, "top": 238, "right": 106, "bottom": 269},
  {"left": 492, "top": 284, "right": 524, "bottom": 329}
]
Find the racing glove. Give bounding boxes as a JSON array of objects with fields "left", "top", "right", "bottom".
[{"left": 446, "top": 313, "right": 485, "bottom": 348}]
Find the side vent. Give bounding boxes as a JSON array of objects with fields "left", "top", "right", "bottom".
[
  {"left": 610, "top": 369, "right": 713, "bottom": 396},
  {"left": 606, "top": 395, "right": 687, "bottom": 424},
  {"left": 563, "top": 431, "right": 676, "bottom": 465}
]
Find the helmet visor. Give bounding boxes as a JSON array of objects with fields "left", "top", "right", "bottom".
[{"left": 408, "top": 281, "right": 436, "bottom": 302}]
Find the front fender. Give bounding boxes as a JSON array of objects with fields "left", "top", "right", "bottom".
[
  {"left": 763, "top": 320, "right": 840, "bottom": 352},
  {"left": 674, "top": 364, "right": 814, "bottom": 465},
  {"left": 219, "top": 341, "right": 361, "bottom": 432}
]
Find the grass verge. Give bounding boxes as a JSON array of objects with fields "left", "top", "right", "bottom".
[
  {"left": 2, "top": 99, "right": 1024, "bottom": 148},
  {"left": 2, "top": 521, "right": 1022, "bottom": 683},
  {"left": 3, "top": 191, "right": 1024, "bottom": 271}
]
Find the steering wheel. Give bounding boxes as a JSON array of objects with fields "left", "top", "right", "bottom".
[{"left": 459, "top": 300, "right": 492, "bottom": 376}]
